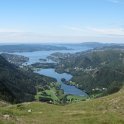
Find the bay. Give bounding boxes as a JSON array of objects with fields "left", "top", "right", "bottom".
[{"left": 12, "top": 45, "right": 92, "bottom": 96}]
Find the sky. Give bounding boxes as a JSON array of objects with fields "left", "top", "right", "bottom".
[{"left": 0, "top": 0, "right": 124, "bottom": 44}]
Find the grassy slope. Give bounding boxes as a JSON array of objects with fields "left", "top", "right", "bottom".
[{"left": 0, "top": 88, "right": 124, "bottom": 124}]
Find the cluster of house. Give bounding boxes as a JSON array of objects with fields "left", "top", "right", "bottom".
[{"left": 92, "top": 87, "right": 107, "bottom": 92}]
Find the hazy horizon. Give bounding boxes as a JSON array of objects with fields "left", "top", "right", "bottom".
[
  {"left": 0, "top": 0, "right": 124, "bottom": 44},
  {"left": 0, "top": 41, "right": 123, "bottom": 45}
]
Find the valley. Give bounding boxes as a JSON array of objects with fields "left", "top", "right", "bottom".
[
  {"left": 1, "top": 0, "right": 124, "bottom": 123},
  {"left": 0, "top": 43, "right": 124, "bottom": 124}
]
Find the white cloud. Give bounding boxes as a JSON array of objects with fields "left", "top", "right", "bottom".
[
  {"left": 0, "top": 27, "right": 124, "bottom": 44},
  {"left": 106, "top": 0, "right": 124, "bottom": 4},
  {"left": 0, "top": 28, "right": 21, "bottom": 33},
  {"left": 62, "top": 25, "right": 85, "bottom": 32},
  {"left": 108, "top": 0, "right": 119, "bottom": 3},
  {"left": 63, "top": 25, "right": 124, "bottom": 36},
  {"left": 87, "top": 27, "right": 124, "bottom": 36}
]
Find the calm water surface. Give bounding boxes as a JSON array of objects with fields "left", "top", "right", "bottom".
[
  {"left": 13, "top": 46, "right": 91, "bottom": 65},
  {"left": 36, "top": 68, "right": 87, "bottom": 96},
  {"left": 12, "top": 45, "right": 91, "bottom": 96}
]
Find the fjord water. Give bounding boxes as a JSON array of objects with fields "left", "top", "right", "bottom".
[
  {"left": 14, "top": 45, "right": 92, "bottom": 65},
  {"left": 36, "top": 68, "right": 87, "bottom": 96},
  {"left": 14, "top": 45, "right": 92, "bottom": 96}
]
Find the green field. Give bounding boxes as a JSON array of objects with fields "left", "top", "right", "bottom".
[{"left": 0, "top": 88, "right": 124, "bottom": 124}]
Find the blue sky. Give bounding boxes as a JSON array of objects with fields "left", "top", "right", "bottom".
[{"left": 0, "top": 0, "right": 124, "bottom": 44}]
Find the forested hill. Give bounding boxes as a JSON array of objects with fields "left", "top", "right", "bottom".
[
  {"left": 0, "top": 55, "right": 54, "bottom": 103},
  {"left": 53, "top": 48, "right": 124, "bottom": 95}
]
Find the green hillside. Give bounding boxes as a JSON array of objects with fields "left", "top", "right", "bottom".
[
  {"left": 0, "top": 47, "right": 124, "bottom": 123},
  {"left": 53, "top": 49, "right": 124, "bottom": 95},
  {"left": 0, "top": 55, "right": 83, "bottom": 104},
  {"left": 0, "top": 87, "right": 124, "bottom": 124},
  {"left": 0, "top": 55, "right": 55, "bottom": 103}
]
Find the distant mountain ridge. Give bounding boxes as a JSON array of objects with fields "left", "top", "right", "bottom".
[
  {"left": 80, "top": 42, "right": 120, "bottom": 48},
  {"left": 0, "top": 44, "right": 69, "bottom": 52}
]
